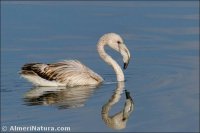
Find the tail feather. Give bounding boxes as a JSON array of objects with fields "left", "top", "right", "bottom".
[
  {"left": 22, "top": 63, "right": 42, "bottom": 71},
  {"left": 20, "top": 63, "right": 43, "bottom": 76},
  {"left": 20, "top": 70, "right": 37, "bottom": 75}
]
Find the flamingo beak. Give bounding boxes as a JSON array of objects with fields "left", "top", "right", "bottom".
[
  {"left": 123, "top": 58, "right": 130, "bottom": 70},
  {"left": 124, "top": 62, "right": 128, "bottom": 69}
]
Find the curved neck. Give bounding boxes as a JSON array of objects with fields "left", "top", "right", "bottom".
[{"left": 97, "top": 41, "right": 124, "bottom": 82}]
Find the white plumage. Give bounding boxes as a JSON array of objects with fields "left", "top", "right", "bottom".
[{"left": 20, "top": 33, "right": 131, "bottom": 87}]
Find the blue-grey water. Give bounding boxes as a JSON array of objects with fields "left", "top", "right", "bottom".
[{"left": 1, "top": 1, "right": 199, "bottom": 132}]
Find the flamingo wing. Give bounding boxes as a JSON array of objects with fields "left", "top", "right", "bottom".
[{"left": 20, "top": 60, "right": 103, "bottom": 86}]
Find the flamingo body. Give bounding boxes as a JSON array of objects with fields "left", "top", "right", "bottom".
[
  {"left": 20, "top": 33, "right": 131, "bottom": 87},
  {"left": 20, "top": 60, "right": 103, "bottom": 87}
]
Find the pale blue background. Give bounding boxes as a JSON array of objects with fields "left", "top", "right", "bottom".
[{"left": 1, "top": 1, "right": 199, "bottom": 132}]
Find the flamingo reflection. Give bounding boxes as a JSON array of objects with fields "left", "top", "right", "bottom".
[{"left": 101, "top": 82, "right": 134, "bottom": 130}]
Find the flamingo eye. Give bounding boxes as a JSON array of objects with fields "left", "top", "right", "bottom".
[{"left": 117, "top": 41, "right": 121, "bottom": 44}]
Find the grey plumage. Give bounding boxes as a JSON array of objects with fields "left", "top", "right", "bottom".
[{"left": 20, "top": 60, "right": 103, "bottom": 87}]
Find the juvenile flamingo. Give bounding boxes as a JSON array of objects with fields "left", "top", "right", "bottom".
[{"left": 20, "top": 33, "right": 131, "bottom": 87}]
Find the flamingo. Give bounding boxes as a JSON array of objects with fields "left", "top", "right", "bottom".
[{"left": 20, "top": 33, "right": 131, "bottom": 87}]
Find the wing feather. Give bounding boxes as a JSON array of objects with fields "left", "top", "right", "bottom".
[{"left": 21, "top": 60, "right": 103, "bottom": 86}]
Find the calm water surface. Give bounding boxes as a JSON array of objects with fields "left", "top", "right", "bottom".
[{"left": 1, "top": 1, "right": 199, "bottom": 132}]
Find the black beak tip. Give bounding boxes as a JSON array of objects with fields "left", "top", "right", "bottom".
[
  {"left": 123, "top": 63, "right": 128, "bottom": 70},
  {"left": 125, "top": 90, "right": 133, "bottom": 102},
  {"left": 125, "top": 90, "right": 131, "bottom": 99}
]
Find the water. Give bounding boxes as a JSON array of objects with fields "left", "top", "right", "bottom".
[{"left": 1, "top": 1, "right": 199, "bottom": 132}]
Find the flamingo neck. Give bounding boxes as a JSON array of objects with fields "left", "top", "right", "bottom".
[{"left": 97, "top": 41, "right": 124, "bottom": 82}]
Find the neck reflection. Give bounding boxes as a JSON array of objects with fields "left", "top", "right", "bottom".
[{"left": 101, "top": 82, "right": 134, "bottom": 130}]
